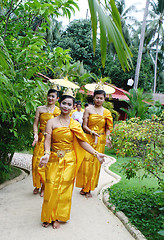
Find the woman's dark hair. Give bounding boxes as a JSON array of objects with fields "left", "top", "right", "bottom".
[
  {"left": 76, "top": 100, "right": 81, "bottom": 106},
  {"left": 47, "top": 89, "right": 59, "bottom": 97},
  {"left": 84, "top": 103, "right": 88, "bottom": 108},
  {"left": 58, "top": 95, "right": 75, "bottom": 105},
  {"left": 86, "top": 96, "right": 93, "bottom": 105},
  {"left": 93, "top": 90, "right": 106, "bottom": 97}
]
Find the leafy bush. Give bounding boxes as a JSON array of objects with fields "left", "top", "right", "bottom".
[
  {"left": 0, "top": 162, "right": 21, "bottom": 184},
  {"left": 0, "top": 77, "right": 48, "bottom": 164},
  {"left": 0, "top": 161, "right": 11, "bottom": 183},
  {"left": 147, "top": 101, "right": 164, "bottom": 118},
  {"left": 103, "top": 101, "right": 120, "bottom": 121},
  {"left": 108, "top": 186, "right": 164, "bottom": 240},
  {"left": 120, "top": 88, "right": 153, "bottom": 120},
  {"left": 111, "top": 115, "right": 164, "bottom": 185}
]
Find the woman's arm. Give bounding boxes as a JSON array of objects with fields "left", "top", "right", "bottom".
[
  {"left": 39, "top": 120, "right": 52, "bottom": 168},
  {"left": 83, "top": 108, "right": 99, "bottom": 137},
  {"left": 32, "top": 107, "right": 40, "bottom": 147},
  {"left": 78, "top": 140, "right": 105, "bottom": 164},
  {"left": 82, "top": 108, "right": 90, "bottom": 132},
  {"left": 105, "top": 128, "right": 112, "bottom": 149}
]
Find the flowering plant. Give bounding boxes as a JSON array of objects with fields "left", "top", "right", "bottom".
[{"left": 111, "top": 114, "right": 164, "bottom": 186}]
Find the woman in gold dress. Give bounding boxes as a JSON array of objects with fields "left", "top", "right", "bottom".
[
  {"left": 76, "top": 89, "right": 113, "bottom": 198},
  {"left": 32, "top": 88, "right": 60, "bottom": 197},
  {"left": 39, "top": 89, "right": 106, "bottom": 229}
]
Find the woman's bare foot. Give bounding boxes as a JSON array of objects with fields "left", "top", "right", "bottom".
[
  {"left": 42, "top": 222, "right": 50, "bottom": 228},
  {"left": 80, "top": 188, "right": 86, "bottom": 195},
  {"left": 33, "top": 187, "right": 39, "bottom": 194},
  {"left": 52, "top": 220, "right": 60, "bottom": 229},
  {"left": 85, "top": 191, "right": 92, "bottom": 198},
  {"left": 40, "top": 185, "right": 45, "bottom": 197}
]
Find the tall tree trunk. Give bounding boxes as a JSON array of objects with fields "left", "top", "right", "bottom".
[
  {"left": 133, "top": 0, "right": 150, "bottom": 90},
  {"left": 153, "top": 33, "right": 159, "bottom": 93}
]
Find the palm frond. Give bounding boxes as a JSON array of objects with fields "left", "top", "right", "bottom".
[{"left": 88, "top": 0, "right": 133, "bottom": 70}]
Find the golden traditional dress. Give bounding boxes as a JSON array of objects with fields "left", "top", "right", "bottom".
[
  {"left": 41, "top": 118, "right": 88, "bottom": 223},
  {"left": 76, "top": 108, "right": 113, "bottom": 192},
  {"left": 32, "top": 107, "right": 60, "bottom": 189}
]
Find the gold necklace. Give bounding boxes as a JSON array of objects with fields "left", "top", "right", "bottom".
[
  {"left": 59, "top": 116, "right": 70, "bottom": 127},
  {"left": 46, "top": 105, "right": 54, "bottom": 113}
]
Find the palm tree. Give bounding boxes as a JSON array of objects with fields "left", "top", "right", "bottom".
[
  {"left": 104, "top": 0, "right": 139, "bottom": 58},
  {"left": 114, "top": 0, "right": 139, "bottom": 46},
  {"left": 87, "top": 0, "right": 133, "bottom": 70},
  {"left": 133, "top": 0, "right": 150, "bottom": 90},
  {"left": 144, "top": 0, "right": 164, "bottom": 93}
]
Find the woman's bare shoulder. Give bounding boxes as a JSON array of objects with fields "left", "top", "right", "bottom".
[
  {"left": 85, "top": 105, "right": 94, "bottom": 113},
  {"left": 47, "top": 116, "right": 58, "bottom": 124},
  {"left": 37, "top": 105, "right": 46, "bottom": 112}
]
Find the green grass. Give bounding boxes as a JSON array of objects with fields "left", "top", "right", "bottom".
[
  {"left": 0, "top": 165, "right": 22, "bottom": 184},
  {"left": 105, "top": 148, "right": 164, "bottom": 240},
  {"left": 9, "top": 166, "right": 22, "bottom": 180},
  {"left": 105, "top": 148, "right": 159, "bottom": 191}
]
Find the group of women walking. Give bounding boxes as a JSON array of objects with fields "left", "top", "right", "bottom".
[{"left": 32, "top": 83, "right": 113, "bottom": 229}]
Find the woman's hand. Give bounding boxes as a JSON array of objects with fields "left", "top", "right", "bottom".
[
  {"left": 90, "top": 130, "right": 100, "bottom": 137},
  {"left": 90, "top": 131, "right": 100, "bottom": 144},
  {"left": 32, "top": 133, "right": 38, "bottom": 147},
  {"left": 106, "top": 136, "right": 112, "bottom": 149},
  {"left": 39, "top": 154, "right": 49, "bottom": 168},
  {"left": 96, "top": 153, "right": 106, "bottom": 164}
]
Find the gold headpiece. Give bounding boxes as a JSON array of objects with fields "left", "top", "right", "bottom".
[
  {"left": 51, "top": 83, "right": 61, "bottom": 91},
  {"left": 94, "top": 81, "right": 105, "bottom": 91},
  {"left": 62, "top": 88, "right": 76, "bottom": 98}
]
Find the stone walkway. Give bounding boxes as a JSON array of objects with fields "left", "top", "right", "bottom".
[{"left": 0, "top": 153, "right": 142, "bottom": 240}]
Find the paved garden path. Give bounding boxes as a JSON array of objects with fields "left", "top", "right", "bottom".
[{"left": 0, "top": 153, "right": 135, "bottom": 240}]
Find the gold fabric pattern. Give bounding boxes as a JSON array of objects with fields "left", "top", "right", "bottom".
[
  {"left": 41, "top": 118, "right": 89, "bottom": 223},
  {"left": 76, "top": 108, "right": 113, "bottom": 192},
  {"left": 32, "top": 107, "right": 60, "bottom": 188}
]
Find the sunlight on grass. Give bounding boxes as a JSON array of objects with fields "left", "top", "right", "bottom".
[{"left": 105, "top": 148, "right": 159, "bottom": 191}]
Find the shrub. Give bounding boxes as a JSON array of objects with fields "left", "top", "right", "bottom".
[
  {"left": 103, "top": 101, "right": 120, "bottom": 121},
  {"left": 111, "top": 114, "right": 164, "bottom": 186},
  {"left": 108, "top": 186, "right": 164, "bottom": 240}
]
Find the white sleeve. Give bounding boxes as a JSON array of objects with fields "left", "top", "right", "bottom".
[{"left": 71, "top": 112, "right": 75, "bottom": 119}]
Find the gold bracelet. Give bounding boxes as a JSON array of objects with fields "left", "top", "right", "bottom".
[
  {"left": 44, "top": 151, "right": 50, "bottom": 155},
  {"left": 92, "top": 150, "right": 98, "bottom": 158}
]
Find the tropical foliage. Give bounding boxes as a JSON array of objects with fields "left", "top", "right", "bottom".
[
  {"left": 53, "top": 20, "right": 159, "bottom": 92},
  {"left": 108, "top": 185, "right": 164, "bottom": 240},
  {"left": 0, "top": 0, "right": 133, "bottom": 166},
  {"left": 0, "top": 0, "right": 79, "bottom": 165},
  {"left": 120, "top": 88, "right": 153, "bottom": 119},
  {"left": 106, "top": 0, "right": 139, "bottom": 47},
  {"left": 0, "top": 0, "right": 163, "bottom": 166},
  {"left": 145, "top": 0, "right": 164, "bottom": 93},
  {"left": 111, "top": 116, "right": 164, "bottom": 186},
  {"left": 55, "top": 19, "right": 101, "bottom": 73},
  {"left": 103, "top": 101, "right": 119, "bottom": 121},
  {"left": 88, "top": 0, "right": 133, "bottom": 70}
]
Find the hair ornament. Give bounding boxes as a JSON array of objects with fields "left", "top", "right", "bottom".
[
  {"left": 51, "top": 83, "right": 61, "bottom": 91},
  {"left": 62, "top": 88, "right": 76, "bottom": 98},
  {"left": 94, "top": 80, "right": 105, "bottom": 91}
]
